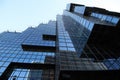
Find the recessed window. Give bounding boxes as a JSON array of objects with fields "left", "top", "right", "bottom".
[{"left": 43, "top": 34, "right": 56, "bottom": 41}]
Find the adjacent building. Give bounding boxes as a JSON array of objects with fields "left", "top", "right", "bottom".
[{"left": 0, "top": 3, "right": 120, "bottom": 80}]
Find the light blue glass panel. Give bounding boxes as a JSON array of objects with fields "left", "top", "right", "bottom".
[
  {"left": 0, "top": 61, "right": 4, "bottom": 66},
  {"left": 111, "top": 17, "right": 119, "bottom": 24},
  {"left": 78, "top": 17, "right": 81, "bottom": 23},
  {"left": 101, "top": 15, "right": 107, "bottom": 21},
  {"left": 85, "top": 20, "right": 90, "bottom": 29},
  {"left": 74, "top": 6, "right": 85, "bottom": 14},
  {"left": 94, "top": 13, "right": 98, "bottom": 18},
  {"left": 68, "top": 47, "right": 76, "bottom": 52},
  {"left": 66, "top": 43, "right": 74, "bottom": 47},
  {"left": 59, "top": 46, "right": 67, "bottom": 51},
  {"left": 66, "top": 39, "right": 72, "bottom": 43},
  {"left": 17, "top": 77, "right": 24, "bottom": 80},
  {"left": 24, "top": 59, "right": 30, "bottom": 63},
  {"left": 98, "top": 14, "right": 103, "bottom": 19},
  {"left": 2, "top": 58, "right": 8, "bottom": 61},
  {"left": 106, "top": 16, "right": 112, "bottom": 22},
  {"left": 3, "top": 62, "right": 10, "bottom": 67},
  {"left": 13, "top": 58, "right": 19, "bottom": 62},
  {"left": 0, "top": 67, "right": 6, "bottom": 73},
  {"left": 88, "top": 22, "right": 94, "bottom": 31},
  {"left": 80, "top": 18, "right": 83, "bottom": 23},
  {"left": 59, "top": 42, "right": 66, "bottom": 46},
  {"left": 91, "top": 13, "right": 94, "bottom": 16},
  {"left": 19, "top": 71, "right": 26, "bottom": 77},
  {"left": 83, "top": 19, "right": 86, "bottom": 26}
]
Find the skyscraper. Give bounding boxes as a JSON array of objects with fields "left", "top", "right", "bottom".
[{"left": 0, "top": 3, "right": 120, "bottom": 80}]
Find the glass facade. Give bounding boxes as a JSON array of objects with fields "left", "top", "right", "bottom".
[
  {"left": 63, "top": 10, "right": 94, "bottom": 57},
  {"left": 0, "top": 3, "right": 120, "bottom": 80},
  {"left": 103, "top": 59, "right": 120, "bottom": 70},
  {"left": 0, "top": 21, "right": 56, "bottom": 80},
  {"left": 91, "top": 12, "right": 120, "bottom": 25},
  {"left": 57, "top": 15, "right": 75, "bottom": 52},
  {"left": 8, "top": 68, "right": 54, "bottom": 80},
  {"left": 74, "top": 6, "right": 85, "bottom": 14}
]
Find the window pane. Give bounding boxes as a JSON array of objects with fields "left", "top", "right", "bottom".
[{"left": 111, "top": 17, "right": 119, "bottom": 24}]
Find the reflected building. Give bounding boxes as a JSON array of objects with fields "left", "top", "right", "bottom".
[
  {"left": 27, "top": 56, "right": 55, "bottom": 80},
  {"left": 0, "top": 3, "right": 120, "bottom": 80},
  {"left": 27, "top": 69, "right": 42, "bottom": 80}
]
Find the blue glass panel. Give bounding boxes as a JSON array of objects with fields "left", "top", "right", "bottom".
[
  {"left": 85, "top": 20, "right": 90, "bottom": 28},
  {"left": 74, "top": 6, "right": 85, "bottom": 14},
  {"left": 111, "top": 17, "right": 119, "bottom": 24},
  {"left": 80, "top": 18, "right": 83, "bottom": 23},
  {"left": 0, "top": 62, "right": 4, "bottom": 66},
  {"left": 66, "top": 43, "right": 74, "bottom": 47},
  {"left": 101, "top": 15, "right": 107, "bottom": 21},
  {"left": 83, "top": 19, "right": 86, "bottom": 26},
  {"left": 106, "top": 16, "right": 112, "bottom": 22},
  {"left": 59, "top": 46, "right": 67, "bottom": 51},
  {"left": 68, "top": 47, "right": 75, "bottom": 51},
  {"left": 91, "top": 13, "right": 95, "bottom": 16},
  {"left": 59, "top": 42, "right": 66, "bottom": 46},
  {"left": 95, "top": 13, "right": 98, "bottom": 18},
  {"left": 98, "top": 14, "right": 103, "bottom": 19},
  {"left": 88, "top": 22, "right": 94, "bottom": 31}
]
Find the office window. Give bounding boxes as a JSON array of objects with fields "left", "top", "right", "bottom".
[
  {"left": 106, "top": 16, "right": 112, "bottom": 22},
  {"left": 98, "top": 14, "right": 103, "bottom": 19},
  {"left": 111, "top": 17, "right": 119, "bottom": 24}
]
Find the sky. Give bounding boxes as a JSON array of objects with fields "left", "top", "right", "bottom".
[{"left": 0, "top": 0, "right": 120, "bottom": 33}]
